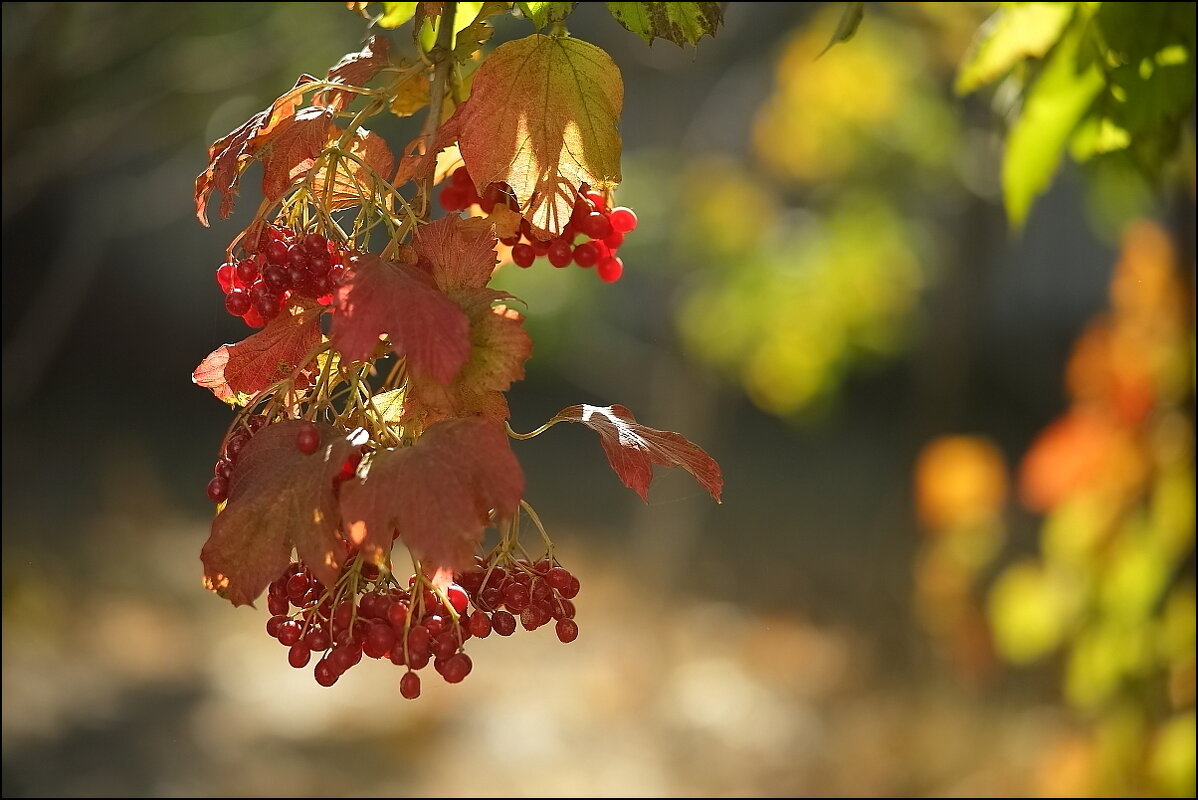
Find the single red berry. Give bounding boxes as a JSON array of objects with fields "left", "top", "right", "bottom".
[
  {"left": 296, "top": 422, "right": 320, "bottom": 455},
  {"left": 267, "top": 594, "right": 289, "bottom": 616},
  {"left": 547, "top": 239, "right": 573, "bottom": 268},
  {"left": 235, "top": 258, "right": 259, "bottom": 285},
  {"left": 405, "top": 625, "right": 432, "bottom": 660},
  {"left": 286, "top": 573, "right": 309, "bottom": 600},
  {"left": 580, "top": 212, "right": 612, "bottom": 240},
  {"left": 253, "top": 292, "right": 281, "bottom": 320},
  {"left": 386, "top": 601, "right": 409, "bottom": 630},
  {"left": 556, "top": 618, "right": 579, "bottom": 643},
  {"left": 287, "top": 267, "right": 313, "bottom": 297},
  {"left": 561, "top": 575, "right": 581, "bottom": 599},
  {"left": 573, "top": 242, "right": 599, "bottom": 268},
  {"left": 439, "top": 184, "right": 467, "bottom": 211},
  {"left": 277, "top": 620, "right": 303, "bottom": 646},
  {"left": 216, "top": 263, "right": 236, "bottom": 293},
  {"left": 511, "top": 243, "right": 536, "bottom": 268},
  {"left": 467, "top": 611, "right": 492, "bottom": 638},
  {"left": 423, "top": 614, "right": 447, "bottom": 638},
  {"left": 305, "top": 628, "right": 331, "bottom": 651},
  {"left": 224, "top": 289, "right": 250, "bottom": 316},
  {"left": 262, "top": 264, "right": 290, "bottom": 292},
  {"left": 214, "top": 458, "right": 233, "bottom": 481},
  {"left": 585, "top": 191, "right": 607, "bottom": 212},
  {"left": 446, "top": 585, "right": 469, "bottom": 614},
  {"left": 431, "top": 632, "right": 458, "bottom": 660},
  {"left": 307, "top": 248, "right": 333, "bottom": 275},
  {"left": 302, "top": 232, "right": 327, "bottom": 256},
  {"left": 206, "top": 475, "right": 229, "bottom": 503},
  {"left": 609, "top": 207, "right": 637, "bottom": 233},
  {"left": 503, "top": 583, "right": 531, "bottom": 611},
  {"left": 603, "top": 231, "right": 625, "bottom": 250},
  {"left": 597, "top": 256, "right": 624, "bottom": 283},
  {"left": 442, "top": 653, "right": 472, "bottom": 684},
  {"left": 314, "top": 659, "right": 339, "bottom": 687},
  {"left": 264, "top": 239, "right": 290, "bottom": 267},
  {"left": 288, "top": 643, "right": 312, "bottom": 668},
  {"left": 399, "top": 671, "right": 421, "bottom": 699},
  {"left": 451, "top": 166, "right": 473, "bottom": 188},
  {"left": 242, "top": 306, "right": 265, "bottom": 329},
  {"left": 546, "top": 567, "right": 573, "bottom": 591},
  {"left": 491, "top": 610, "right": 517, "bottom": 636}
]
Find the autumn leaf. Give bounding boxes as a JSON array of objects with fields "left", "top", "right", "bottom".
[
  {"left": 331, "top": 252, "right": 471, "bottom": 383},
  {"left": 548, "top": 404, "right": 723, "bottom": 502},
  {"left": 415, "top": 214, "right": 500, "bottom": 291},
  {"left": 195, "top": 75, "right": 317, "bottom": 225},
  {"left": 309, "top": 128, "right": 395, "bottom": 209},
  {"left": 340, "top": 417, "right": 524, "bottom": 574},
  {"left": 448, "top": 34, "right": 623, "bottom": 237},
  {"left": 388, "top": 63, "right": 432, "bottom": 117},
  {"left": 316, "top": 35, "right": 392, "bottom": 112},
  {"left": 193, "top": 308, "right": 323, "bottom": 405},
  {"left": 259, "top": 106, "right": 339, "bottom": 207},
  {"left": 604, "top": 2, "right": 723, "bottom": 47},
  {"left": 518, "top": 2, "right": 576, "bottom": 30},
  {"left": 202, "top": 421, "right": 356, "bottom": 605}
]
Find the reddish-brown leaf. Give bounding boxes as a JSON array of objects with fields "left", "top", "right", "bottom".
[
  {"left": 331, "top": 252, "right": 470, "bottom": 382},
  {"left": 317, "top": 35, "right": 391, "bottom": 112},
  {"left": 194, "top": 76, "right": 318, "bottom": 225},
  {"left": 193, "top": 308, "right": 322, "bottom": 404},
  {"left": 393, "top": 114, "right": 461, "bottom": 187},
  {"left": 340, "top": 418, "right": 524, "bottom": 574},
  {"left": 550, "top": 404, "right": 723, "bottom": 502},
  {"left": 447, "top": 35, "right": 623, "bottom": 237},
  {"left": 415, "top": 215, "right": 499, "bottom": 291},
  {"left": 201, "top": 421, "right": 356, "bottom": 605},
  {"left": 259, "top": 106, "right": 338, "bottom": 208}
]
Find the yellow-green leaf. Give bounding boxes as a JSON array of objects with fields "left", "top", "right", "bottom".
[
  {"left": 450, "top": 34, "right": 623, "bottom": 237},
  {"left": 604, "top": 2, "right": 722, "bottom": 47},
  {"left": 818, "top": 2, "right": 865, "bottom": 58},
  {"left": 378, "top": 1, "right": 418, "bottom": 28},
  {"left": 956, "top": 2, "right": 1075, "bottom": 94},
  {"left": 518, "top": 2, "right": 575, "bottom": 30},
  {"left": 1002, "top": 19, "right": 1104, "bottom": 227}
]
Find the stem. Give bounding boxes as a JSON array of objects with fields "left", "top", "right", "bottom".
[
  {"left": 505, "top": 419, "right": 561, "bottom": 440},
  {"left": 417, "top": 1, "right": 457, "bottom": 217}
]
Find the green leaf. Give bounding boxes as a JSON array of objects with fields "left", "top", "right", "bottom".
[
  {"left": 604, "top": 2, "right": 723, "bottom": 47},
  {"left": 956, "top": 2, "right": 1075, "bottom": 94},
  {"left": 818, "top": 2, "right": 865, "bottom": 58},
  {"left": 1002, "top": 18, "right": 1104, "bottom": 227},
  {"left": 378, "top": 1, "right": 417, "bottom": 28},
  {"left": 517, "top": 2, "right": 576, "bottom": 30}
]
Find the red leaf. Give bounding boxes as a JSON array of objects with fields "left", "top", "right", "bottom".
[
  {"left": 193, "top": 308, "right": 322, "bottom": 404},
  {"left": 201, "top": 421, "right": 356, "bottom": 605},
  {"left": 194, "top": 76, "right": 318, "bottom": 225},
  {"left": 258, "top": 107, "right": 338, "bottom": 207},
  {"left": 330, "top": 252, "right": 471, "bottom": 382},
  {"left": 340, "top": 418, "right": 524, "bottom": 574},
  {"left": 310, "top": 128, "right": 395, "bottom": 210},
  {"left": 415, "top": 215, "right": 500, "bottom": 291},
  {"left": 550, "top": 404, "right": 723, "bottom": 502},
  {"left": 316, "top": 35, "right": 391, "bottom": 112}
]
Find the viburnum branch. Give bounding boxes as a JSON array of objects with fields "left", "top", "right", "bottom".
[{"left": 417, "top": 1, "right": 457, "bottom": 217}]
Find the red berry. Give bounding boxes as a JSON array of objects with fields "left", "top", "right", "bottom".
[
  {"left": 224, "top": 289, "right": 250, "bottom": 316},
  {"left": 206, "top": 475, "right": 229, "bottom": 503},
  {"left": 556, "top": 618, "right": 579, "bottom": 643},
  {"left": 235, "top": 258, "right": 259, "bottom": 285},
  {"left": 253, "top": 292, "right": 281, "bottom": 320},
  {"left": 314, "top": 659, "right": 339, "bottom": 687},
  {"left": 442, "top": 653, "right": 472, "bottom": 684},
  {"left": 215, "top": 459, "right": 233, "bottom": 481},
  {"left": 561, "top": 575, "right": 581, "bottom": 599},
  {"left": 305, "top": 628, "right": 331, "bottom": 651},
  {"left": 302, "top": 232, "right": 327, "bottom": 256},
  {"left": 531, "top": 238, "right": 551, "bottom": 257},
  {"left": 467, "top": 611, "right": 492, "bottom": 638},
  {"left": 585, "top": 191, "right": 607, "bottom": 212},
  {"left": 603, "top": 231, "right": 625, "bottom": 250},
  {"left": 580, "top": 212, "right": 612, "bottom": 240},
  {"left": 446, "top": 584, "right": 469, "bottom": 614},
  {"left": 216, "top": 263, "right": 235, "bottom": 293},
  {"left": 451, "top": 166, "right": 473, "bottom": 188},
  {"left": 546, "top": 567, "right": 573, "bottom": 590},
  {"left": 296, "top": 423, "right": 320, "bottom": 455},
  {"left": 439, "top": 184, "right": 467, "bottom": 211},
  {"left": 609, "top": 206, "right": 637, "bottom": 233},
  {"left": 492, "top": 610, "right": 517, "bottom": 636},
  {"left": 597, "top": 256, "right": 624, "bottom": 283},
  {"left": 399, "top": 671, "right": 421, "bottom": 699},
  {"left": 288, "top": 643, "right": 312, "bottom": 668},
  {"left": 503, "top": 583, "right": 531, "bottom": 611},
  {"left": 242, "top": 306, "right": 265, "bottom": 329},
  {"left": 431, "top": 632, "right": 458, "bottom": 660},
  {"left": 547, "top": 239, "right": 573, "bottom": 268},
  {"left": 267, "top": 594, "right": 289, "bottom": 616},
  {"left": 278, "top": 620, "right": 302, "bottom": 646},
  {"left": 573, "top": 242, "right": 599, "bottom": 268},
  {"left": 266, "top": 614, "right": 287, "bottom": 638},
  {"left": 511, "top": 243, "right": 536, "bottom": 268},
  {"left": 262, "top": 264, "right": 290, "bottom": 292},
  {"left": 265, "top": 239, "right": 290, "bottom": 267}
]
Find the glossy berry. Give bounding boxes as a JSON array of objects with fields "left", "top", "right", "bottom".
[
  {"left": 546, "top": 567, "right": 573, "bottom": 591},
  {"left": 225, "top": 289, "right": 251, "bottom": 316},
  {"left": 597, "top": 256, "right": 624, "bottom": 283},
  {"left": 399, "top": 671, "right": 421, "bottom": 699},
  {"left": 264, "top": 239, "right": 290, "bottom": 267},
  {"left": 235, "top": 258, "right": 259, "bottom": 285},
  {"left": 314, "top": 659, "right": 339, "bottom": 687},
  {"left": 467, "top": 611, "right": 492, "bottom": 638},
  {"left": 216, "top": 263, "right": 235, "bottom": 293},
  {"left": 206, "top": 475, "right": 229, "bottom": 503},
  {"left": 573, "top": 242, "right": 599, "bottom": 268},
  {"left": 547, "top": 240, "right": 573, "bottom": 268},
  {"left": 580, "top": 212, "right": 612, "bottom": 240},
  {"left": 302, "top": 232, "right": 327, "bottom": 256},
  {"left": 442, "top": 653, "right": 472, "bottom": 684},
  {"left": 492, "top": 610, "right": 517, "bottom": 636},
  {"left": 609, "top": 206, "right": 638, "bottom": 233},
  {"left": 288, "top": 643, "right": 312, "bottom": 668},
  {"left": 511, "top": 243, "right": 535, "bottom": 268},
  {"left": 556, "top": 618, "right": 579, "bottom": 643},
  {"left": 296, "top": 423, "right": 320, "bottom": 455}
]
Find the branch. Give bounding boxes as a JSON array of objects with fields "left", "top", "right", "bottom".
[{"left": 418, "top": 1, "right": 457, "bottom": 216}]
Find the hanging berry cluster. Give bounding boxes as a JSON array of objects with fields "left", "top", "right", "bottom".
[{"left": 192, "top": 3, "right": 723, "bottom": 699}]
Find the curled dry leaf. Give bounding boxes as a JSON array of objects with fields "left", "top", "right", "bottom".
[
  {"left": 550, "top": 403, "right": 723, "bottom": 502},
  {"left": 316, "top": 34, "right": 392, "bottom": 112},
  {"left": 193, "top": 308, "right": 323, "bottom": 405},
  {"left": 202, "top": 421, "right": 357, "bottom": 605}
]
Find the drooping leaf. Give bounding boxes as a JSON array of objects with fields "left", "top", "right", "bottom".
[
  {"left": 549, "top": 404, "right": 723, "bottom": 502},
  {"left": 387, "top": 62, "right": 432, "bottom": 117},
  {"left": 604, "top": 2, "right": 722, "bottom": 47},
  {"left": 193, "top": 308, "right": 323, "bottom": 405},
  {"left": 258, "top": 107, "right": 339, "bottom": 207},
  {"left": 194, "top": 75, "right": 318, "bottom": 225},
  {"left": 340, "top": 417, "right": 524, "bottom": 573},
  {"left": 310, "top": 128, "right": 395, "bottom": 209},
  {"left": 316, "top": 35, "right": 392, "bottom": 111},
  {"left": 448, "top": 34, "right": 623, "bottom": 237},
  {"left": 1002, "top": 19, "right": 1103, "bottom": 227},
  {"left": 331, "top": 252, "right": 471, "bottom": 383},
  {"left": 202, "top": 421, "right": 356, "bottom": 605},
  {"left": 403, "top": 216, "right": 532, "bottom": 422},
  {"left": 956, "top": 2, "right": 1075, "bottom": 94},
  {"left": 817, "top": 2, "right": 865, "bottom": 58},
  {"left": 518, "top": 2, "right": 575, "bottom": 30}
]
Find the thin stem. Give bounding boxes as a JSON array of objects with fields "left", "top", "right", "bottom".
[
  {"left": 417, "top": 1, "right": 457, "bottom": 217},
  {"left": 505, "top": 419, "right": 561, "bottom": 440}
]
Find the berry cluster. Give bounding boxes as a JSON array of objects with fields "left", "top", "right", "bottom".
[
  {"left": 264, "top": 554, "right": 581, "bottom": 699},
  {"left": 214, "top": 227, "right": 349, "bottom": 328},
  {"left": 439, "top": 167, "right": 637, "bottom": 283}
]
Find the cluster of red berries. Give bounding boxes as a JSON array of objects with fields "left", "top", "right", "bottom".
[
  {"left": 215, "top": 227, "right": 350, "bottom": 328},
  {"left": 439, "top": 167, "right": 637, "bottom": 283},
  {"left": 206, "top": 414, "right": 268, "bottom": 503},
  {"left": 264, "top": 555, "right": 581, "bottom": 699}
]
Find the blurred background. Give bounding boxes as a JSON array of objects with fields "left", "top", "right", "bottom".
[{"left": 2, "top": 2, "right": 1193, "bottom": 797}]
